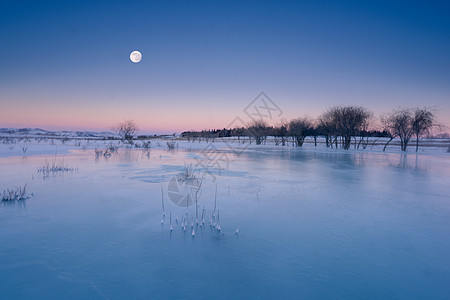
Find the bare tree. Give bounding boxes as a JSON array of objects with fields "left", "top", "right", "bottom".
[
  {"left": 380, "top": 114, "right": 395, "bottom": 151},
  {"left": 319, "top": 106, "right": 371, "bottom": 150},
  {"left": 356, "top": 111, "right": 373, "bottom": 149},
  {"left": 288, "top": 117, "right": 312, "bottom": 147},
  {"left": 411, "top": 108, "right": 436, "bottom": 152},
  {"left": 381, "top": 109, "right": 413, "bottom": 152},
  {"left": 338, "top": 106, "right": 372, "bottom": 150},
  {"left": 247, "top": 120, "right": 268, "bottom": 145},
  {"left": 273, "top": 119, "right": 289, "bottom": 146},
  {"left": 113, "top": 120, "right": 138, "bottom": 144},
  {"left": 310, "top": 119, "right": 319, "bottom": 147},
  {"left": 317, "top": 111, "right": 336, "bottom": 148}
]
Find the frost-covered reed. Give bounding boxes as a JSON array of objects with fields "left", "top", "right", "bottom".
[
  {"left": 1, "top": 185, "right": 29, "bottom": 202},
  {"left": 134, "top": 141, "right": 151, "bottom": 149},
  {"left": 159, "top": 183, "right": 237, "bottom": 238},
  {"left": 161, "top": 186, "right": 165, "bottom": 224},
  {"left": 37, "top": 161, "right": 75, "bottom": 177},
  {"left": 179, "top": 163, "right": 199, "bottom": 183},
  {"left": 95, "top": 148, "right": 112, "bottom": 157},
  {"left": 94, "top": 143, "right": 118, "bottom": 158},
  {"left": 167, "top": 141, "right": 176, "bottom": 150}
]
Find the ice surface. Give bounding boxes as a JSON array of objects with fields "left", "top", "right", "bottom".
[{"left": 0, "top": 140, "right": 449, "bottom": 299}]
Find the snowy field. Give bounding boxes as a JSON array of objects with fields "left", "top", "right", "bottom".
[{"left": 1, "top": 135, "right": 450, "bottom": 299}]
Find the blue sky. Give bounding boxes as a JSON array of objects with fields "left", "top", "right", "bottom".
[{"left": 1, "top": 0, "right": 449, "bottom": 133}]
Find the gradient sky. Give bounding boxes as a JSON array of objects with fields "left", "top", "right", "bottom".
[{"left": 1, "top": 0, "right": 449, "bottom": 134}]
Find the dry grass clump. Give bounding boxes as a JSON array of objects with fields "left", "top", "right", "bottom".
[
  {"left": 38, "top": 161, "right": 75, "bottom": 176},
  {"left": 166, "top": 141, "right": 177, "bottom": 150},
  {"left": 1, "top": 185, "right": 29, "bottom": 202}
]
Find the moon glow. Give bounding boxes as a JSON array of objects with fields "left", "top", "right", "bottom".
[{"left": 130, "top": 50, "right": 142, "bottom": 63}]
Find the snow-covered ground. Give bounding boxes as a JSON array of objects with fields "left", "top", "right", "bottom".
[
  {"left": 1, "top": 133, "right": 449, "bottom": 298},
  {"left": 1, "top": 133, "right": 449, "bottom": 159}
]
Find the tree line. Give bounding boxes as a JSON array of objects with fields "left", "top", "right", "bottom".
[{"left": 181, "top": 106, "right": 438, "bottom": 152}]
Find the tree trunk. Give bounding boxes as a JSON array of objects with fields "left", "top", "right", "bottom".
[
  {"left": 383, "top": 137, "right": 394, "bottom": 151},
  {"left": 295, "top": 136, "right": 305, "bottom": 147},
  {"left": 415, "top": 134, "right": 419, "bottom": 152}
]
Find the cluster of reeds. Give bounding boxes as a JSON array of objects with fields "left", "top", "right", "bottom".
[
  {"left": 166, "top": 141, "right": 177, "bottom": 150},
  {"left": 95, "top": 148, "right": 111, "bottom": 157},
  {"left": 134, "top": 141, "right": 151, "bottom": 149},
  {"left": 1, "top": 185, "right": 29, "bottom": 202},
  {"left": 38, "top": 161, "right": 75, "bottom": 177},
  {"left": 94, "top": 143, "right": 119, "bottom": 158},
  {"left": 1, "top": 137, "right": 17, "bottom": 144},
  {"left": 178, "top": 163, "right": 201, "bottom": 184},
  {"left": 60, "top": 136, "right": 70, "bottom": 144},
  {"left": 1, "top": 137, "right": 33, "bottom": 144},
  {"left": 160, "top": 183, "right": 238, "bottom": 237},
  {"left": 107, "top": 143, "right": 119, "bottom": 153}
]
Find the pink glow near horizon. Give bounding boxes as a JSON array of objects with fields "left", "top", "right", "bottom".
[
  {"left": 2, "top": 95, "right": 450, "bottom": 134},
  {"left": 0, "top": 103, "right": 235, "bottom": 133}
]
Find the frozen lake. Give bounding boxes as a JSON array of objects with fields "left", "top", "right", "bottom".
[{"left": 1, "top": 145, "right": 450, "bottom": 299}]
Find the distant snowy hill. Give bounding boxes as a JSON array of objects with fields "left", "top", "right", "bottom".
[{"left": 0, "top": 128, "right": 117, "bottom": 138}]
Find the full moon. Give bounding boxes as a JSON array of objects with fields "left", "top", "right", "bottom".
[{"left": 130, "top": 50, "right": 142, "bottom": 63}]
